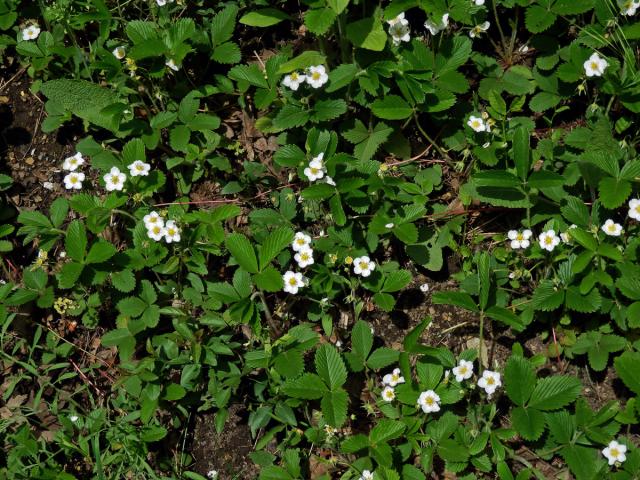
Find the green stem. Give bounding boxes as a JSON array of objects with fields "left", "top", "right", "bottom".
[
  {"left": 491, "top": 0, "right": 508, "bottom": 55},
  {"left": 112, "top": 209, "right": 138, "bottom": 223},
  {"left": 478, "top": 311, "right": 485, "bottom": 376}
]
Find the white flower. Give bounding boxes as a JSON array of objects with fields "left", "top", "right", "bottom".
[
  {"left": 43, "top": 181, "right": 54, "bottom": 190},
  {"left": 22, "top": 25, "right": 41, "bottom": 41},
  {"left": 283, "top": 271, "right": 305, "bottom": 294},
  {"left": 603, "top": 440, "right": 627, "bottom": 466},
  {"left": 385, "top": 223, "right": 395, "bottom": 229},
  {"left": 469, "top": 21, "right": 490, "bottom": 38},
  {"left": 207, "top": 471, "right": 219, "bottom": 480},
  {"left": 359, "top": 471, "right": 374, "bottom": 480},
  {"left": 63, "top": 172, "right": 85, "bottom": 190},
  {"left": 389, "top": 19, "right": 411, "bottom": 45},
  {"left": 62, "top": 152, "right": 85, "bottom": 171},
  {"left": 629, "top": 198, "right": 640, "bottom": 220},
  {"left": 304, "top": 157, "right": 325, "bottom": 182},
  {"left": 294, "top": 248, "right": 314, "bottom": 268},
  {"left": 386, "top": 12, "right": 405, "bottom": 26},
  {"left": 420, "top": 283, "right": 429, "bottom": 293},
  {"left": 353, "top": 256, "right": 375, "bottom": 277},
  {"left": 306, "top": 65, "right": 328, "bottom": 88},
  {"left": 452, "top": 359, "right": 474, "bottom": 382},
  {"left": 473, "top": 0, "right": 485, "bottom": 5},
  {"left": 282, "top": 71, "right": 306, "bottom": 91},
  {"left": 292, "top": 232, "right": 311, "bottom": 252},
  {"left": 584, "top": 53, "right": 608, "bottom": 77},
  {"left": 112, "top": 46, "right": 126, "bottom": 59},
  {"left": 156, "top": 0, "right": 174, "bottom": 6},
  {"left": 164, "top": 220, "right": 181, "bottom": 243},
  {"left": 477, "top": 370, "right": 502, "bottom": 396},
  {"left": 147, "top": 224, "right": 166, "bottom": 241},
  {"left": 128, "top": 160, "right": 151, "bottom": 177},
  {"left": 165, "top": 58, "right": 180, "bottom": 71},
  {"left": 425, "top": 13, "right": 449, "bottom": 35},
  {"left": 144, "top": 211, "right": 164, "bottom": 229},
  {"left": 417, "top": 390, "right": 441, "bottom": 413},
  {"left": 381, "top": 386, "right": 396, "bottom": 402},
  {"left": 621, "top": 0, "right": 640, "bottom": 15},
  {"left": 382, "top": 368, "right": 405, "bottom": 387},
  {"left": 538, "top": 230, "right": 560, "bottom": 252},
  {"left": 602, "top": 219, "right": 623, "bottom": 236},
  {"left": 69, "top": 415, "right": 79, "bottom": 422},
  {"left": 103, "top": 166, "right": 126, "bottom": 191},
  {"left": 507, "top": 229, "right": 532, "bottom": 249},
  {"left": 467, "top": 115, "right": 487, "bottom": 132},
  {"left": 325, "top": 176, "right": 336, "bottom": 186}
]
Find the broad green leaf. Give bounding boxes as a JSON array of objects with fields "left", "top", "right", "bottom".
[
  {"left": 239, "top": 8, "right": 290, "bottom": 27},
  {"left": 513, "top": 126, "right": 530, "bottom": 181},
  {"left": 599, "top": 177, "right": 630, "bottom": 209},
  {"left": 370, "top": 419, "right": 406, "bottom": 445},
  {"left": 528, "top": 376, "right": 582, "bottom": 410},
  {"left": 477, "top": 252, "right": 490, "bottom": 311},
  {"left": 367, "top": 347, "right": 400, "bottom": 369},
  {"left": 371, "top": 95, "right": 413, "bottom": 120},
  {"left": 85, "top": 240, "right": 117, "bottom": 264},
  {"left": 315, "top": 344, "right": 347, "bottom": 390},
  {"left": 253, "top": 266, "right": 284, "bottom": 292},
  {"left": 226, "top": 233, "right": 259, "bottom": 273},
  {"left": 277, "top": 51, "right": 326, "bottom": 74},
  {"left": 382, "top": 270, "right": 412, "bottom": 293},
  {"left": 432, "top": 291, "right": 479, "bottom": 312},
  {"left": 305, "top": 7, "right": 337, "bottom": 35},
  {"left": 511, "top": 406, "right": 545, "bottom": 441},
  {"left": 101, "top": 328, "right": 135, "bottom": 361},
  {"left": 321, "top": 390, "right": 348, "bottom": 427},
  {"left": 259, "top": 227, "right": 294, "bottom": 271},
  {"left": 614, "top": 351, "right": 640, "bottom": 395},
  {"left": 504, "top": 356, "right": 536, "bottom": 406},
  {"left": 351, "top": 320, "right": 374, "bottom": 361},
  {"left": 65, "top": 220, "right": 87, "bottom": 262},
  {"left": 346, "top": 17, "right": 386, "bottom": 51},
  {"left": 283, "top": 373, "right": 327, "bottom": 399}
]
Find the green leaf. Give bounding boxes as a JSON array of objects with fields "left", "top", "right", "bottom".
[
  {"left": 274, "top": 145, "right": 305, "bottom": 167},
  {"left": 599, "top": 177, "right": 630, "bottom": 209},
  {"left": 343, "top": 120, "right": 392, "bottom": 161},
  {"left": 315, "top": 344, "right": 347, "bottom": 390},
  {"left": 530, "top": 281, "right": 564, "bottom": 311},
  {"left": 49, "top": 198, "right": 69, "bottom": 228},
  {"left": 351, "top": 320, "right": 374, "bottom": 361},
  {"left": 614, "top": 351, "right": 640, "bottom": 395},
  {"left": 101, "top": 328, "right": 135, "bottom": 361},
  {"left": 346, "top": 17, "right": 387, "bottom": 51},
  {"left": 437, "top": 438, "right": 470, "bottom": 462},
  {"left": 528, "top": 376, "right": 582, "bottom": 410},
  {"left": 274, "top": 350, "right": 304, "bottom": 378},
  {"left": 392, "top": 223, "right": 418, "bottom": 244},
  {"left": 373, "top": 292, "right": 396, "bottom": 312},
  {"left": 371, "top": 95, "right": 413, "bottom": 120},
  {"left": 367, "top": 347, "right": 400, "bottom": 369},
  {"left": 253, "top": 265, "right": 284, "bottom": 292},
  {"left": 513, "top": 126, "right": 530, "bottom": 181},
  {"left": 432, "top": 291, "right": 479, "bottom": 312},
  {"left": 283, "top": 373, "right": 327, "bottom": 399},
  {"left": 528, "top": 170, "right": 565, "bottom": 189},
  {"left": 210, "top": 4, "right": 238, "bottom": 45},
  {"left": 504, "top": 356, "right": 536, "bottom": 406},
  {"left": 228, "top": 64, "right": 268, "bottom": 88},
  {"left": 117, "top": 297, "right": 147, "bottom": 317},
  {"left": 529, "top": 92, "right": 561, "bottom": 112},
  {"left": 111, "top": 270, "right": 136, "bottom": 293},
  {"left": 382, "top": 270, "right": 412, "bottom": 293},
  {"left": 321, "top": 390, "right": 348, "bottom": 427},
  {"left": 525, "top": 5, "right": 556, "bottom": 33},
  {"left": 485, "top": 306, "right": 524, "bottom": 331},
  {"left": 239, "top": 8, "right": 290, "bottom": 27},
  {"left": 477, "top": 252, "right": 490, "bottom": 311},
  {"left": 559, "top": 445, "right": 598, "bottom": 480},
  {"left": 65, "top": 220, "right": 87, "bottom": 262},
  {"left": 370, "top": 419, "right": 406, "bottom": 445},
  {"left": 511, "top": 406, "right": 546, "bottom": 441},
  {"left": 572, "top": 332, "right": 625, "bottom": 371},
  {"left": 259, "top": 227, "right": 294, "bottom": 271},
  {"left": 326, "top": 63, "right": 359, "bottom": 92},
  {"left": 226, "top": 233, "right": 259, "bottom": 273},
  {"left": 273, "top": 105, "right": 310, "bottom": 130},
  {"left": 212, "top": 41, "right": 241, "bottom": 64},
  {"left": 85, "top": 240, "right": 117, "bottom": 264},
  {"left": 57, "top": 262, "right": 84, "bottom": 289},
  {"left": 327, "top": 0, "right": 349, "bottom": 14},
  {"left": 565, "top": 286, "right": 601, "bottom": 313},
  {"left": 277, "top": 51, "right": 326, "bottom": 74},
  {"left": 311, "top": 99, "right": 347, "bottom": 123}
]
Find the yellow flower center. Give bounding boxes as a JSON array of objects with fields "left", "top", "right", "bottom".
[
  {"left": 359, "top": 261, "right": 368, "bottom": 269},
  {"left": 70, "top": 177, "right": 78, "bottom": 184},
  {"left": 591, "top": 61, "right": 598, "bottom": 70},
  {"left": 70, "top": 159, "right": 77, "bottom": 165},
  {"left": 487, "top": 377, "right": 495, "bottom": 385},
  {"left": 516, "top": 233, "right": 524, "bottom": 241},
  {"left": 301, "top": 253, "right": 309, "bottom": 260},
  {"left": 153, "top": 226, "right": 161, "bottom": 234},
  {"left": 311, "top": 167, "right": 319, "bottom": 174},
  {"left": 459, "top": 366, "right": 467, "bottom": 374},
  {"left": 296, "top": 238, "right": 305, "bottom": 245},
  {"left": 608, "top": 224, "right": 616, "bottom": 232},
  {"left": 312, "top": 72, "right": 321, "bottom": 80},
  {"left": 385, "top": 391, "right": 394, "bottom": 399},
  {"left": 289, "top": 277, "right": 297, "bottom": 286},
  {"left": 136, "top": 164, "right": 144, "bottom": 171},
  {"left": 290, "top": 72, "right": 298, "bottom": 80},
  {"left": 472, "top": 120, "right": 481, "bottom": 128},
  {"left": 636, "top": 205, "right": 640, "bottom": 213},
  {"left": 168, "top": 228, "right": 176, "bottom": 235},
  {"left": 392, "top": 373, "right": 399, "bottom": 381},
  {"left": 111, "top": 175, "right": 119, "bottom": 183},
  {"left": 544, "top": 236, "right": 553, "bottom": 245},
  {"left": 611, "top": 448, "right": 620, "bottom": 457},
  {"left": 425, "top": 397, "right": 434, "bottom": 405}
]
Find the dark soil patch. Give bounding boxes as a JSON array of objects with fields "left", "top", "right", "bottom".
[
  {"left": 0, "top": 64, "right": 76, "bottom": 213},
  {"left": 191, "top": 404, "right": 260, "bottom": 480}
]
